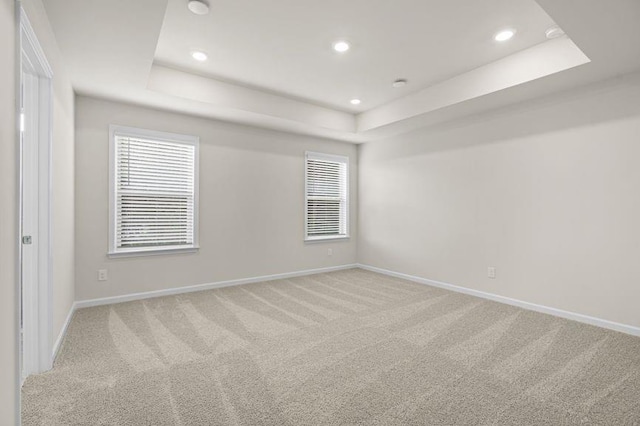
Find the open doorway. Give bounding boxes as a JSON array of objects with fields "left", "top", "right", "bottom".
[{"left": 19, "top": 8, "right": 53, "bottom": 381}]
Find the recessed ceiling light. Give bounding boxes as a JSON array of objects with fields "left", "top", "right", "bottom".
[
  {"left": 494, "top": 29, "right": 516, "bottom": 42},
  {"left": 191, "top": 51, "right": 208, "bottom": 61},
  {"left": 350, "top": 99, "right": 361, "bottom": 105},
  {"left": 545, "top": 25, "right": 565, "bottom": 39},
  {"left": 333, "top": 41, "right": 350, "bottom": 53},
  {"left": 188, "top": 0, "right": 210, "bottom": 15},
  {"left": 392, "top": 79, "right": 408, "bottom": 88}
]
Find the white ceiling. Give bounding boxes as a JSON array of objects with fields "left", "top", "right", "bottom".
[
  {"left": 155, "top": 0, "right": 555, "bottom": 111},
  {"left": 41, "top": 0, "right": 640, "bottom": 143}
]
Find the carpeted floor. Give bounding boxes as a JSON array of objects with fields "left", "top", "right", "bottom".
[{"left": 22, "top": 268, "right": 640, "bottom": 425}]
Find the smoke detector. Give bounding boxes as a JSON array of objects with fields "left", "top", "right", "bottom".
[
  {"left": 392, "top": 79, "right": 408, "bottom": 88},
  {"left": 188, "top": 0, "right": 210, "bottom": 15},
  {"left": 545, "top": 26, "right": 565, "bottom": 39}
]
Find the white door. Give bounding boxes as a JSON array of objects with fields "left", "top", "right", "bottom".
[
  {"left": 21, "top": 57, "right": 41, "bottom": 380},
  {"left": 20, "top": 9, "right": 54, "bottom": 380}
]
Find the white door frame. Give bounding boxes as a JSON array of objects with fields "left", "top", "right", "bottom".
[{"left": 19, "top": 7, "right": 53, "bottom": 379}]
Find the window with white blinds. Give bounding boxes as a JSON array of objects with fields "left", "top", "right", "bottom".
[
  {"left": 109, "top": 125, "right": 199, "bottom": 256},
  {"left": 305, "top": 152, "right": 349, "bottom": 240}
]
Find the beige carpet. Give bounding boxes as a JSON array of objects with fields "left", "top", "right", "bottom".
[{"left": 22, "top": 268, "right": 640, "bottom": 425}]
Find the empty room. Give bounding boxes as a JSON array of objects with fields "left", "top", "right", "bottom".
[{"left": 2, "top": 0, "right": 640, "bottom": 424}]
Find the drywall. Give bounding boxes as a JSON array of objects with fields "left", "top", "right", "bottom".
[
  {"left": 358, "top": 72, "right": 640, "bottom": 329},
  {"left": 0, "top": 0, "right": 18, "bottom": 422},
  {"left": 75, "top": 96, "right": 358, "bottom": 301},
  {"left": 22, "top": 0, "right": 76, "bottom": 358}
]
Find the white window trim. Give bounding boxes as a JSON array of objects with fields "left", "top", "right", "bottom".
[
  {"left": 304, "top": 151, "right": 350, "bottom": 242},
  {"left": 108, "top": 125, "right": 200, "bottom": 257}
]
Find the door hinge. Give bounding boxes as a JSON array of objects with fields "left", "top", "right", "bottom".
[{"left": 22, "top": 236, "right": 32, "bottom": 245}]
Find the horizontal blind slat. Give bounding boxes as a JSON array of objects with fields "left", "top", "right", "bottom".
[
  {"left": 305, "top": 154, "right": 347, "bottom": 238},
  {"left": 115, "top": 134, "right": 196, "bottom": 250}
]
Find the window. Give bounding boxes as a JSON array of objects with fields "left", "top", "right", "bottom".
[
  {"left": 305, "top": 152, "right": 349, "bottom": 241},
  {"left": 109, "top": 125, "right": 199, "bottom": 256}
]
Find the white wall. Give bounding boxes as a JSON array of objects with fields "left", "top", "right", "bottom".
[
  {"left": 359, "top": 72, "right": 640, "bottom": 329},
  {"left": 0, "top": 0, "right": 18, "bottom": 422},
  {"left": 22, "top": 0, "right": 76, "bottom": 357},
  {"left": 75, "top": 96, "right": 358, "bottom": 301}
]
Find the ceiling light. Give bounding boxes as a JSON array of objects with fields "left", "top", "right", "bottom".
[
  {"left": 494, "top": 29, "right": 515, "bottom": 42},
  {"left": 350, "top": 99, "right": 361, "bottom": 105},
  {"left": 191, "top": 51, "right": 208, "bottom": 61},
  {"left": 392, "top": 79, "right": 408, "bottom": 88},
  {"left": 333, "top": 41, "right": 350, "bottom": 53},
  {"left": 188, "top": 0, "right": 210, "bottom": 15},
  {"left": 545, "top": 25, "right": 565, "bottom": 39}
]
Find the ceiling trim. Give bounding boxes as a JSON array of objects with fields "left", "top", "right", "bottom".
[
  {"left": 358, "top": 37, "right": 590, "bottom": 133},
  {"left": 147, "top": 64, "right": 356, "bottom": 134}
]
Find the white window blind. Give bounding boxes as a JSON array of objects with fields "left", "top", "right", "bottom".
[
  {"left": 109, "top": 126, "right": 199, "bottom": 255},
  {"left": 305, "top": 152, "right": 349, "bottom": 240}
]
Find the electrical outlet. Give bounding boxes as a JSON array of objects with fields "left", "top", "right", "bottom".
[
  {"left": 98, "top": 269, "right": 108, "bottom": 281},
  {"left": 327, "top": 248, "right": 333, "bottom": 256},
  {"left": 487, "top": 267, "right": 496, "bottom": 279}
]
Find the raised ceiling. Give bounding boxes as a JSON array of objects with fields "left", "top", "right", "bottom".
[
  {"left": 42, "top": 0, "right": 640, "bottom": 142},
  {"left": 155, "top": 0, "right": 556, "bottom": 111}
]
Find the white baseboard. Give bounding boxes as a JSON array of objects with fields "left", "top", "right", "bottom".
[
  {"left": 357, "top": 264, "right": 640, "bottom": 337},
  {"left": 75, "top": 264, "right": 358, "bottom": 309},
  {"left": 52, "top": 301, "right": 77, "bottom": 362}
]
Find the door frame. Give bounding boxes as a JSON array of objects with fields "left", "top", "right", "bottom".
[{"left": 19, "top": 7, "right": 54, "bottom": 379}]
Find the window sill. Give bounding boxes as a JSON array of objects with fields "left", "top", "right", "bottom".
[
  {"left": 304, "top": 235, "right": 350, "bottom": 243},
  {"left": 108, "top": 246, "right": 199, "bottom": 258}
]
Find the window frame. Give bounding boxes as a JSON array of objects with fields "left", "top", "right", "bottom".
[
  {"left": 304, "top": 151, "right": 350, "bottom": 242},
  {"left": 108, "top": 125, "right": 200, "bottom": 257}
]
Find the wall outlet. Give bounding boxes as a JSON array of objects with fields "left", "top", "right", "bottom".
[
  {"left": 98, "top": 269, "right": 108, "bottom": 281},
  {"left": 327, "top": 248, "right": 333, "bottom": 256},
  {"left": 487, "top": 266, "right": 496, "bottom": 279}
]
